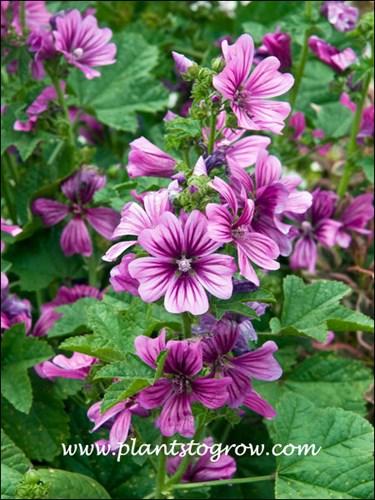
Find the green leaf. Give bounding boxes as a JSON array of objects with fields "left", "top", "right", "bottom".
[
  {"left": 16, "top": 468, "right": 111, "bottom": 499},
  {"left": 212, "top": 287, "right": 275, "bottom": 320},
  {"left": 154, "top": 350, "right": 168, "bottom": 381},
  {"left": 315, "top": 102, "right": 354, "bottom": 138},
  {"left": 268, "top": 393, "right": 374, "bottom": 499},
  {"left": 1, "top": 105, "right": 53, "bottom": 161},
  {"left": 1, "top": 381, "right": 70, "bottom": 462},
  {"left": 48, "top": 298, "right": 101, "bottom": 338},
  {"left": 270, "top": 276, "right": 374, "bottom": 342},
  {"left": 358, "top": 156, "right": 374, "bottom": 183},
  {"left": 96, "top": 353, "right": 155, "bottom": 412},
  {"left": 1, "top": 429, "right": 31, "bottom": 500},
  {"left": 69, "top": 32, "right": 169, "bottom": 132},
  {"left": 1, "top": 324, "right": 54, "bottom": 413},
  {"left": 165, "top": 117, "right": 203, "bottom": 150},
  {"left": 8, "top": 229, "right": 84, "bottom": 291}
]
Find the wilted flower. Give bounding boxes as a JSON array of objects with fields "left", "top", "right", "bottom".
[
  {"left": 254, "top": 29, "right": 292, "bottom": 71},
  {"left": 32, "top": 167, "right": 120, "bottom": 257},
  {"left": 309, "top": 36, "right": 357, "bottom": 72}
]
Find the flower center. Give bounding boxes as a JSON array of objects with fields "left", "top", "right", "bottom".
[
  {"left": 71, "top": 203, "right": 83, "bottom": 215},
  {"left": 176, "top": 256, "right": 192, "bottom": 273},
  {"left": 72, "top": 47, "right": 84, "bottom": 60},
  {"left": 301, "top": 221, "right": 312, "bottom": 235},
  {"left": 234, "top": 89, "right": 251, "bottom": 110},
  {"left": 232, "top": 224, "right": 248, "bottom": 241},
  {"left": 173, "top": 375, "right": 191, "bottom": 394}
]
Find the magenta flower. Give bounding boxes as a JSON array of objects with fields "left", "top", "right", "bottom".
[
  {"left": 35, "top": 352, "right": 98, "bottom": 381},
  {"left": 28, "top": 28, "right": 56, "bottom": 79},
  {"left": 206, "top": 176, "right": 280, "bottom": 285},
  {"left": 33, "top": 284, "right": 103, "bottom": 337},
  {"left": 167, "top": 437, "right": 236, "bottom": 482},
  {"left": 69, "top": 108, "right": 105, "bottom": 144},
  {"left": 289, "top": 112, "right": 306, "bottom": 141},
  {"left": 255, "top": 29, "right": 292, "bottom": 71},
  {"left": 129, "top": 211, "right": 236, "bottom": 315},
  {"left": 229, "top": 151, "right": 312, "bottom": 256},
  {"left": 290, "top": 189, "right": 342, "bottom": 273},
  {"left": 213, "top": 34, "right": 294, "bottom": 134},
  {"left": 127, "top": 137, "right": 177, "bottom": 179},
  {"left": 1, "top": 286, "right": 32, "bottom": 333},
  {"left": 110, "top": 253, "right": 140, "bottom": 295},
  {"left": 88, "top": 397, "right": 147, "bottom": 450},
  {"left": 14, "top": 82, "right": 65, "bottom": 132},
  {"left": 53, "top": 9, "right": 116, "bottom": 79},
  {"left": 136, "top": 333, "right": 231, "bottom": 437},
  {"left": 340, "top": 93, "right": 374, "bottom": 144},
  {"left": 201, "top": 317, "right": 281, "bottom": 412},
  {"left": 321, "top": 1, "right": 359, "bottom": 32},
  {"left": 172, "top": 51, "right": 195, "bottom": 74},
  {"left": 1, "top": 217, "right": 22, "bottom": 252},
  {"left": 336, "top": 193, "right": 374, "bottom": 248},
  {"left": 309, "top": 36, "right": 357, "bottom": 72},
  {"left": 4, "top": 1, "right": 51, "bottom": 36},
  {"left": 32, "top": 167, "right": 120, "bottom": 258},
  {"left": 103, "top": 189, "right": 171, "bottom": 262}
]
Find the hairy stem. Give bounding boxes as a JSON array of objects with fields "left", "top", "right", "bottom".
[
  {"left": 47, "top": 69, "right": 75, "bottom": 150},
  {"left": 172, "top": 474, "right": 275, "bottom": 490},
  {"left": 288, "top": 1, "right": 313, "bottom": 114},
  {"left": 154, "top": 436, "right": 169, "bottom": 499},
  {"left": 87, "top": 252, "right": 98, "bottom": 288},
  {"left": 207, "top": 112, "right": 217, "bottom": 155},
  {"left": 337, "top": 71, "right": 372, "bottom": 198}
]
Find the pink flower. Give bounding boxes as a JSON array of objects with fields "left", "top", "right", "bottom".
[
  {"left": 103, "top": 189, "right": 171, "bottom": 262},
  {"left": 1, "top": 217, "right": 22, "bottom": 252},
  {"left": 172, "top": 51, "right": 195, "bottom": 74},
  {"left": 167, "top": 437, "right": 236, "bottom": 482},
  {"left": 126, "top": 137, "right": 177, "bottom": 179},
  {"left": 4, "top": 1, "right": 51, "bottom": 36},
  {"left": 137, "top": 333, "right": 231, "bottom": 437},
  {"left": 255, "top": 29, "right": 292, "bottom": 71},
  {"left": 53, "top": 9, "right": 116, "bottom": 79},
  {"left": 290, "top": 189, "right": 342, "bottom": 273},
  {"left": 32, "top": 167, "right": 120, "bottom": 258},
  {"left": 35, "top": 352, "right": 98, "bottom": 380},
  {"left": 213, "top": 34, "right": 294, "bottom": 134},
  {"left": 88, "top": 397, "right": 147, "bottom": 450},
  {"left": 289, "top": 112, "right": 306, "bottom": 141},
  {"left": 340, "top": 93, "right": 374, "bottom": 144},
  {"left": 336, "top": 193, "right": 374, "bottom": 248},
  {"left": 14, "top": 83, "right": 65, "bottom": 132},
  {"left": 33, "top": 284, "right": 103, "bottom": 337},
  {"left": 309, "top": 36, "right": 357, "bottom": 72},
  {"left": 129, "top": 211, "right": 237, "bottom": 315},
  {"left": 321, "top": 1, "right": 359, "bottom": 32},
  {"left": 28, "top": 28, "right": 56, "bottom": 79},
  {"left": 206, "top": 176, "right": 281, "bottom": 285},
  {"left": 69, "top": 108, "right": 105, "bottom": 144},
  {"left": 1, "top": 287, "right": 31, "bottom": 334},
  {"left": 109, "top": 253, "right": 140, "bottom": 295}
]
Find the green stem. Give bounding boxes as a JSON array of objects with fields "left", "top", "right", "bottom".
[
  {"left": 165, "top": 421, "right": 206, "bottom": 488},
  {"left": 288, "top": 1, "right": 313, "bottom": 114},
  {"left": 46, "top": 69, "right": 75, "bottom": 149},
  {"left": 6, "top": 153, "right": 19, "bottom": 184},
  {"left": 207, "top": 112, "right": 217, "bottom": 155},
  {"left": 337, "top": 71, "right": 372, "bottom": 198},
  {"left": 155, "top": 436, "right": 168, "bottom": 499},
  {"left": 87, "top": 252, "right": 98, "bottom": 287},
  {"left": 172, "top": 474, "right": 275, "bottom": 490},
  {"left": 182, "top": 312, "right": 192, "bottom": 339},
  {"left": 182, "top": 149, "right": 191, "bottom": 169},
  {"left": 1, "top": 157, "right": 17, "bottom": 221}
]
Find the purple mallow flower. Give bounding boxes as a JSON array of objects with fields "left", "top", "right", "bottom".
[
  {"left": 309, "top": 36, "right": 357, "bottom": 72},
  {"left": 33, "top": 284, "right": 103, "bottom": 337},
  {"left": 340, "top": 93, "right": 374, "bottom": 144},
  {"left": 28, "top": 28, "right": 56, "bottom": 79},
  {"left": 213, "top": 34, "right": 294, "bottom": 134},
  {"left": 129, "top": 211, "right": 237, "bottom": 315},
  {"left": 136, "top": 331, "right": 231, "bottom": 437},
  {"left": 1, "top": 283, "right": 32, "bottom": 333},
  {"left": 254, "top": 29, "right": 292, "bottom": 71},
  {"left": 321, "top": 1, "right": 359, "bottom": 32},
  {"left": 103, "top": 189, "right": 171, "bottom": 262},
  {"left": 167, "top": 437, "right": 236, "bottom": 482},
  {"left": 69, "top": 107, "right": 105, "bottom": 144},
  {"left": 126, "top": 137, "right": 177, "bottom": 179},
  {"left": 88, "top": 397, "right": 147, "bottom": 450},
  {"left": 201, "top": 317, "right": 281, "bottom": 415},
  {"left": 336, "top": 193, "right": 374, "bottom": 248},
  {"left": 290, "top": 189, "right": 342, "bottom": 273},
  {"left": 35, "top": 352, "right": 98, "bottom": 380},
  {"left": 3, "top": 1, "right": 51, "bottom": 36},
  {"left": 1, "top": 217, "right": 22, "bottom": 252},
  {"left": 53, "top": 9, "right": 116, "bottom": 79},
  {"left": 110, "top": 253, "right": 140, "bottom": 295},
  {"left": 14, "top": 82, "right": 65, "bottom": 132},
  {"left": 32, "top": 166, "right": 120, "bottom": 258},
  {"left": 172, "top": 51, "right": 195, "bottom": 74},
  {"left": 206, "top": 176, "right": 281, "bottom": 286}
]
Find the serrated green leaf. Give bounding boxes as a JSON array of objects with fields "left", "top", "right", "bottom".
[
  {"left": 1, "top": 429, "right": 31, "bottom": 500},
  {"left": 69, "top": 32, "right": 168, "bottom": 132},
  {"left": 268, "top": 393, "right": 374, "bottom": 499},
  {"left": 316, "top": 102, "right": 354, "bottom": 138},
  {"left": 358, "top": 156, "right": 374, "bottom": 184},
  {"left": 48, "top": 298, "right": 101, "bottom": 338},
  {"left": 165, "top": 117, "right": 203, "bottom": 149},
  {"left": 271, "top": 276, "right": 374, "bottom": 342},
  {"left": 1, "top": 324, "right": 54, "bottom": 413},
  {"left": 1, "top": 381, "right": 70, "bottom": 462},
  {"left": 17, "top": 468, "right": 111, "bottom": 499}
]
